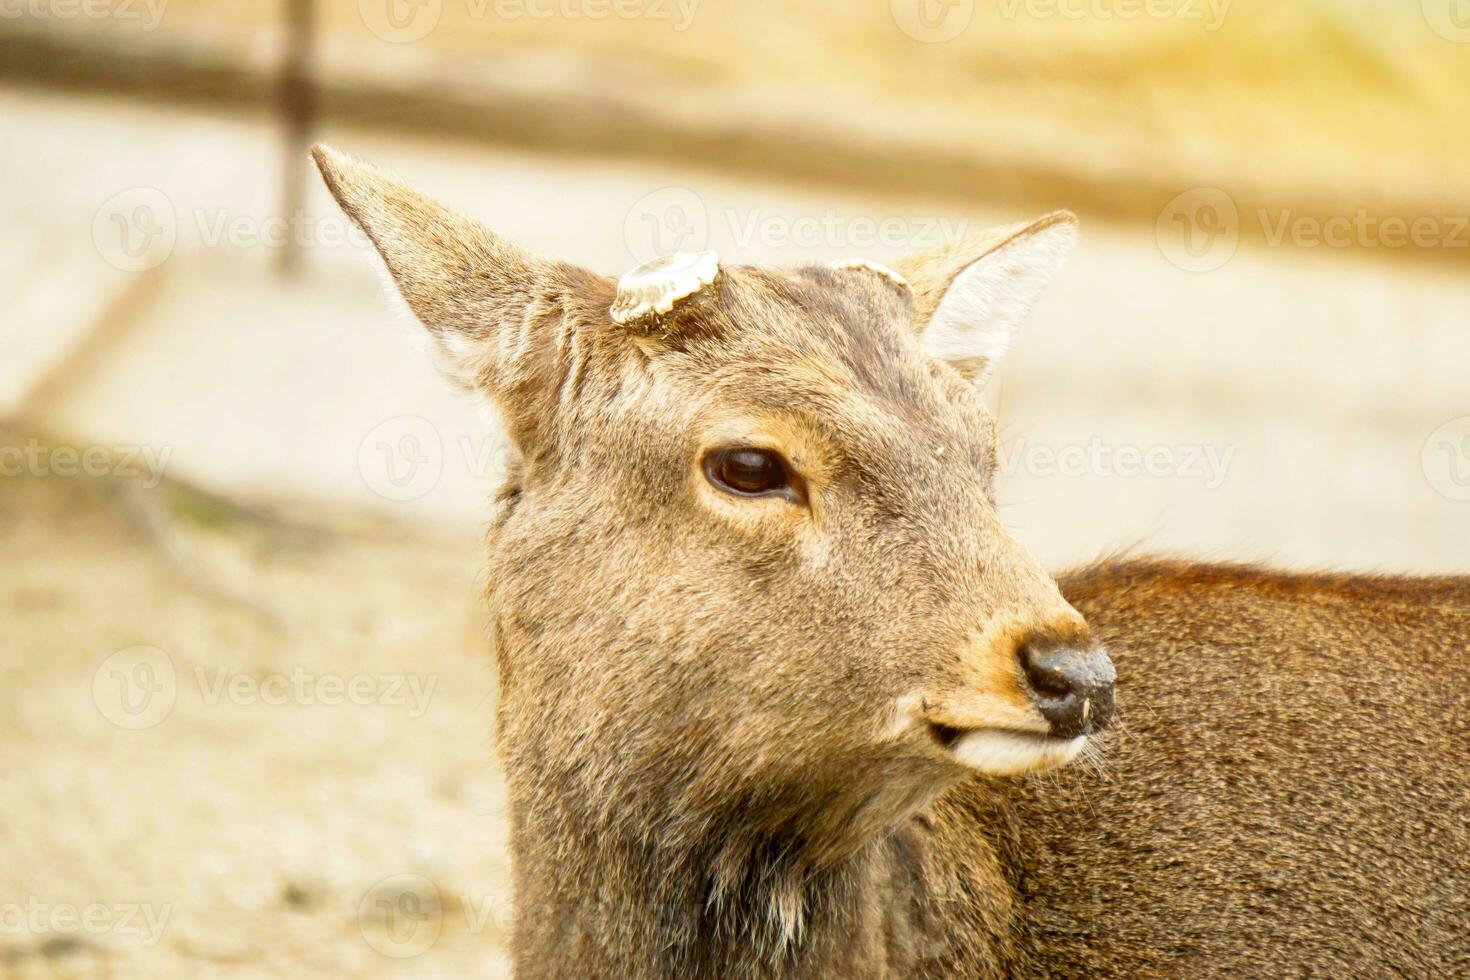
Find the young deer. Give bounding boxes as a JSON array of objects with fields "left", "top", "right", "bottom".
[{"left": 314, "top": 146, "right": 1470, "bottom": 979}]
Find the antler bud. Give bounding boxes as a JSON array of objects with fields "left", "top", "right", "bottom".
[{"left": 610, "top": 251, "right": 720, "bottom": 328}]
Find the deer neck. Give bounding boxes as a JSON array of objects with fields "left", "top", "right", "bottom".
[{"left": 505, "top": 788, "right": 1017, "bottom": 978}]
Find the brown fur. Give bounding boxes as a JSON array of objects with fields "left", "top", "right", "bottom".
[{"left": 313, "top": 146, "right": 1470, "bottom": 978}]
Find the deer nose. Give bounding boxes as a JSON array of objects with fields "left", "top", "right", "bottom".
[{"left": 1019, "top": 642, "right": 1116, "bottom": 739}]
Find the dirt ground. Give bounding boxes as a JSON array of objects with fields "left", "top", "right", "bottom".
[{"left": 0, "top": 455, "right": 514, "bottom": 977}]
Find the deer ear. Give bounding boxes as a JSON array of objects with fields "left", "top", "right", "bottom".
[
  {"left": 312, "top": 144, "right": 611, "bottom": 451},
  {"left": 898, "top": 212, "right": 1077, "bottom": 385}
]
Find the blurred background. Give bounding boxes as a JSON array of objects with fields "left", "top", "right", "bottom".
[{"left": 3, "top": 1, "right": 1468, "bottom": 975}]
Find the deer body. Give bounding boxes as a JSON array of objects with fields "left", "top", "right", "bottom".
[
  {"left": 313, "top": 147, "right": 1470, "bottom": 978},
  {"left": 1005, "top": 562, "right": 1470, "bottom": 977},
  {"left": 501, "top": 561, "right": 1470, "bottom": 978}
]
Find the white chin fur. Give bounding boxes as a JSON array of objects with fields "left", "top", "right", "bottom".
[{"left": 951, "top": 731, "right": 1086, "bottom": 776}]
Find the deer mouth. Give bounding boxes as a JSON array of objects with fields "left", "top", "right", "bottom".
[{"left": 926, "top": 723, "right": 1086, "bottom": 776}]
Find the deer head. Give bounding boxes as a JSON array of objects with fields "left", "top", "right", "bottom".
[{"left": 314, "top": 145, "right": 1113, "bottom": 872}]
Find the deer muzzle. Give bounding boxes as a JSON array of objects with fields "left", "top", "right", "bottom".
[{"left": 1018, "top": 642, "right": 1116, "bottom": 739}]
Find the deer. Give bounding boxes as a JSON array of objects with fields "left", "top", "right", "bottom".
[{"left": 312, "top": 145, "right": 1470, "bottom": 979}]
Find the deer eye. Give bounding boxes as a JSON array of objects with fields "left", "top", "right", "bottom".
[{"left": 703, "top": 447, "right": 800, "bottom": 501}]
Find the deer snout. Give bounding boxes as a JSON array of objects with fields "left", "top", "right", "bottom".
[{"left": 1019, "top": 642, "right": 1115, "bottom": 739}]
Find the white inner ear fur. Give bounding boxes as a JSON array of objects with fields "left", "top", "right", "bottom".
[
  {"left": 359, "top": 251, "right": 483, "bottom": 393},
  {"left": 920, "top": 221, "right": 1077, "bottom": 377}
]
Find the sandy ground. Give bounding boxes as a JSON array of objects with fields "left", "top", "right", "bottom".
[
  {"left": 1, "top": 454, "right": 514, "bottom": 978},
  {"left": 4, "top": 84, "right": 1469, "bottom": 979}
]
